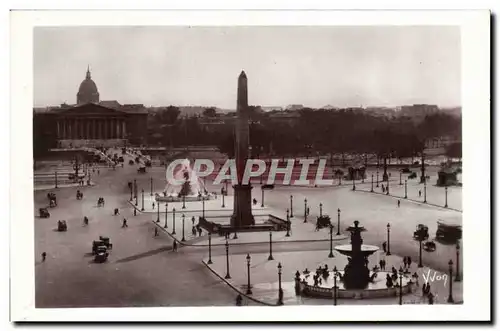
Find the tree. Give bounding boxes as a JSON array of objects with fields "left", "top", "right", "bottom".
[{"left": 157, "top": 106, "right": 181, "bottom": 125}]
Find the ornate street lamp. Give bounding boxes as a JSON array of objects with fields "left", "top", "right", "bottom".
[
  {"left": 225, "top": 240, "right": 231, "bottom": 279},
  {"left": 261, "top": 187, "right": 264, "bottom": 208},
  {"left": 150, "top": 177, "right": 153, "bottom": 196},
  {"left": 277, "top": 262, "right": 283, "bottom": 305},
  {"left": 172, "top": 208, "right": 176, "bottom": 235},
  {"left": 202, "top": 197, "right": 205, "bottom": 219},
  {"left": 289, "top": 195, "right": 294, "bottom": 218},
  {"left": 337, "top": 208, "right": 341, "bottom": 236},
  {"left": 207, "top": 232, "right": 213, "bottom": 264},
  {"left": 333, "top": 266, "right": 338, "bottom": 306},
  {"left": 352, "top": 177, "right": 356, "bottom": 191},
  {"left": 404, "top": 179, "right": 408, "bottom": 199},
  {"left": 424, "top": 179, "right": 427, "bottom": 203},
  {"left": 182, "top": 195, "right": 186, "bottom": 209},
  {"left": 399, "top": 266, "right": 404, "bottom": 305},
  {"left": 376, "top": 171, "right": 379, "bottom": 187},
  {"left": 55, "top": 171, "right": 58, "bottom": 189},
  {"left": 447, "top": 260, "right": 454, "bottom": 303},
  {"left": 304, "top": 198, "right": 308, "bottom": 223},
  {"left": 163, "top": 203, "right": 168, "bottom": 228},
  {"left": 141, "top": 189, "right": 145, "bottom": 211},
  {"left": 370, "top": 174, "right": 374, "bottom": 192},
  {"left": 181, "top": 214, "right": 186, "bottom": 241},
  {"left": 222, "top": 189, "right": 225, "bottom": 208},
  {"left": 386, "top": 223, "right": 391, "bottom": 256},
  {"left": 445, "top": 186, "right": 448, "bottom": 208},
  {"left": 319, "top": 203, "right": 323, "bottom": 218},
  {"left": 268, "top": 231, "right": 274, "bottom": 260},
  {"left": 130, "top": 181, "right": 133, "bottom": 201},
  {"left": 134, "top": 179, "right": 137, "bottom": 200},
  {"left": 386, "top": 179, "right": 390, "bottom": 195},
  {"left": 246, "top": 254, "right": 252, "bottom": 295},
  {"left": 399, "top": 171, "right": 402, "bottom": 185},
  {"left": 455, "top": 241, "right": 461, "bottom": 281},
  {"left": 328, "top": 224, "right": 334, "bottom": 258}
]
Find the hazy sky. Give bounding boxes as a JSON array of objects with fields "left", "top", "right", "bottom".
[{"left": 34, "top": 26, "right": 461, "bottom": 108}]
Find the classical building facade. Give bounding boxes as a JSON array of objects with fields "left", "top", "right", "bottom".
[{"left": 33, "top": 68, "right": 148, "bottom": 149}]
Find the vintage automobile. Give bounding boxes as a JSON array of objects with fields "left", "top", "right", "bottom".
[
  {"left": 39, "top": 208, "right": 50, "bottom": 218},
  {"left": 118, "top": 156, "right": 124, "bottom": 163},
  {"left": 76, "top": 190, "right": 83, "bottom": 200},
  {"left": 408, "top": 172, "right": 418, "bottom": 179},
  {"left": 145, "top": 160, "right": 152, "bottom": 167},
  {"left": 315, "top": 215, "right": 332, "bottom": 229},
  {"left": 436, "top": 220, "right": 462, "bottom": 244},
  {"left": 57, "top": 220, "right": 67, "bottom": 232},
  {"left": 99, "top": 236, "right": 113, "bottom": 249},
  {"left": 401, "top": 167, "right": 411, "bottom": 173},
  {"left": 413, "top": 224, "right": 429, "bottom": 240},
  {"left": 92, "top": 240, "right": 109, "bottom": 255},
  {"left": 261, "top": 184, "right": 275, "bottom": 190},
  {"left": 128, "top": 160, "right": 135, "bottom": 165},
  {"left": 93, "top": 246, "right": 109, "bottom": 263},
  {"left": 137, "top": 166, "right": 146, "bottom": 173}
]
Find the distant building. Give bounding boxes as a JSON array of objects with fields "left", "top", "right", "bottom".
[
  {"left": 33, "top": 67, "right": 148, "bottom": 148},
  {"left": 365, "top": 107, "right": 396, "bottom": 118},
  {"left": 399, "top": 104, "right": 439, "bottom": 122},
  {"left": 285, "top": 104, "right": 304, "bottom": 111}
]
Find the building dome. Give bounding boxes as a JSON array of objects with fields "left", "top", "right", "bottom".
[{"left": 77, "top": 66, "right": 100, "bottom": 104}]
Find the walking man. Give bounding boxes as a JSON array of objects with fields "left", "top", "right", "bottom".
[
  {"left": 397, "top": 200, "right": 401, "bottom": 208},
  {"left": 172, "top": 241, "right": 178, "bottom": 252},
  {"left": 154, "top": 227, "right": 159, "bottom": 237},
  {"left": 42, "top": 252, "right": 47, "bottom": 262},
  {"left": 419, "top": 190, "right": 422, "bottom": 197},
  {"left": 122, "top": 218, "right": 128, "bottom": 228},
  {"left": 152, "top": 202, "right": 155, "bottom": 210},
  {"left": 382, "top": 241, "right": 387, "bottom": 253}
]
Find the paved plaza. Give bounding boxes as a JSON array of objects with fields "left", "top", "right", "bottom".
[{"left": 34, "top": 148, "right": 463, "bottom": 307}]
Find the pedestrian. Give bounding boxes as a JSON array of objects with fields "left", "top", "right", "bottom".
[
  {"left": 419, "top": 190, "right": 422, "bottom": 197},
  {"left": 307, "top": 207, "right": 310, "bottom": 216},
  {"left": 236, "top": 294, "right": 243, "bottom": 306},
  {"left": 407, "top": 256, "right": 412, "bottom": 268},
  {"left": 114, "top": 208, "right": 120, "bottom": 216},
  {"left": 97, "top": 169, "right": 100, "bottom": 175},
  {"left": 382, "top": 241, "right": 387, "bottom": 253},
  {"left": 172, "top": 241, "right": 178, "bottom": 252},
  {"left": 425, "top": 283, "right": 431, "bottom": 295},
  {"left": 381, "top": 259, "right": 386, "bottom": 271},
  {"left": 198, "top": 227, "right": 203, "bottom": 237},
  {"left": 192, "top": 216, "right": 195, "bottom": 225},
  {"left": 427, "top": 292, "right": 434, "bottom": 305},
  {"left": 122, "top": 218, "right": 128, "bottom": 228},
  {"left": 379, "top": 259, "right": 384, "bottom": 270},
  {"left": 154, "top": 227, "right": 159, "bottom": 237},
  {"left": 397, "top": 200, "right": 401, "bottom": 208},
  {"left": 42, "top": 252, "right": 47, "bottom": 262},
  {"left": 134, "top": 208, "right": 137, "bottom": 216}
]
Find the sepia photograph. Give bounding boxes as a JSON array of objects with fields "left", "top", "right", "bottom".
[{"left": 9, "top": 10, "right": 491, "bottom": 322}]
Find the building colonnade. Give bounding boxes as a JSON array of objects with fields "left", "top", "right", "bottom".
[{"left": 56, "top": 117, "right": 127, "bottom": 140}]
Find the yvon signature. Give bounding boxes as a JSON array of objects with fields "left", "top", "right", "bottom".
[{"left": 421, "top": 270, "right": 448, "bottom": 287}]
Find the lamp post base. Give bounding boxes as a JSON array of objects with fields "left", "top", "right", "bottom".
[{"left": 328, "top": 252, "right": 334, "bottom": 258}]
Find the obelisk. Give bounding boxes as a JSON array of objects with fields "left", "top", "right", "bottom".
[{"left": 230, "top": 71, "right": 255, "bottom": 227}]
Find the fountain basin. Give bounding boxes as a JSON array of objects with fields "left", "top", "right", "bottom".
[
  {"left": 334, "top": 244, "right": 379, "bottom": 257},
  {"left": 298, "top": 271, "right": 415, "bottom": 300}
]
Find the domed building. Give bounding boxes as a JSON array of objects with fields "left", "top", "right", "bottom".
[
  {"left": 77, "top": 66, "right": 100, "bottom": 104},
  {"left": 33, "top": 67, "right": 148, "bottom": 149}
]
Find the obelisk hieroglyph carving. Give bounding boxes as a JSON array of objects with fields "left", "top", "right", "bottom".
[{"left": 231, "top": 71, "right": 255, "bottom": 227}]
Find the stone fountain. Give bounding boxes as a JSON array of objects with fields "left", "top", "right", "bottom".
[{"left": 334, "top": 220, "right": 379, "bottom": 289}]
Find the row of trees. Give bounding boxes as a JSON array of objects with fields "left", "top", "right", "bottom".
[{"left": 146, "top": 106, "right": 462, "bottom": 160}]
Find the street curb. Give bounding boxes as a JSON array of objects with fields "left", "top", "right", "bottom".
[
  {"left": 355, "top": 189, "right": 463, "bottom": 213},
  {"left": 127, "top": 200, "right": 269, "bottom": 215},
  {"left": 151, "top": 220, "right": 349, "bottom": 248},
  {"left": 201, "top": 260, "right": 277, "bottom": 306}
]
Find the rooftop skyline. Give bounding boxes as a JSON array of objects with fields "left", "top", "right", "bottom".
[{"left": 34, "top": 26, "right": 461, "bottom": 108}]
